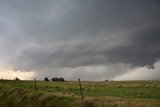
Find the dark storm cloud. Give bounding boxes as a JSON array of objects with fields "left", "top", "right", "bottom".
[
  {"left": 0, "top": 0, "right": 160, "bottom": 80},
  {"left": 12, "top": 23, "right": 160, "bottom": 69}
]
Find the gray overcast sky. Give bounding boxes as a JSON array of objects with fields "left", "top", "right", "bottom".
[{"left": 0, "top": 0, "right": 160, "bottom": 80}]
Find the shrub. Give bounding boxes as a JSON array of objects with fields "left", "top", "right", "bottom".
[{"left": 44, "top": 77, "right": 50, "bottom": 81}]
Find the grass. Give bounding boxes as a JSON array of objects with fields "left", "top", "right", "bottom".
[
  {"left": 0, "top": 80, "right": 160, "bottom": 107},
  {"left": 0, "top": 84, "right": 76, "bottom": 107},
  {"left": 2, "top": 80, "right": 160, "bottom": 100},
  {"left": 84, "top": 87, "right": 160, "bottom": 99}
]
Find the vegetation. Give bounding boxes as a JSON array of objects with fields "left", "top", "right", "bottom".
[
  {"left": 44, "top": 77, "right": 50, "bottom": 81},
  {"left": 51, "top": 77, "right": 65, "bottom": 82},
  {"left": 15, "top": 77, "right": 20, "bottom": 81},
  {"left": 0, "top": 80, "right": 160, "bottom": 107},
  {"left": 44, "top": 77, "right": 65, "bottom": 82},
  {"left": 0, "top": 84, "right": 77, "bottom": 107}
]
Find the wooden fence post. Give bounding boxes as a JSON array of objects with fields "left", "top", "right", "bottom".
[
  {"left": 34, "top": 78, "right": 38, "bottom": 91},
  {"left": 1, "top": 77, "right": 2, "bottom": 84},
  {"left": 78, "top": 78, "right": 84, "bottom": 100},
  {"left": 14, "top": 78, "right": 15, "bottom": 87}
]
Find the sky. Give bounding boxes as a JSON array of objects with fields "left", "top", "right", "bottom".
[{"left": 0, "top": 0, "right": 160, "bottom": 80}]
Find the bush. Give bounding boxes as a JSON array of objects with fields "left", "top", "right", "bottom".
[
  {"left": 15, "top": 77, "right": 20, "bottom": 81},
  {"left": 44, "top": 77, "right": 50, "bottom": 81},
  {"left": 51, "top": 77, "right": 65, "bottom": 82}
]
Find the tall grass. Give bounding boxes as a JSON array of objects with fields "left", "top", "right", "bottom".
[
  {"left": 0, "top": 80, "right": 160, "bottom": 107},
  {"left": 0, "top": 84, "right": 74, "bottom": 107}
]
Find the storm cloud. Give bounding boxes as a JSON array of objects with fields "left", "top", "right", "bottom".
[{"left": 0, "top": 0, "right": 160, "bottom": 80}]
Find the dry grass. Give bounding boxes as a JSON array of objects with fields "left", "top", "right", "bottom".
[{"left": 0, "top": 80, "right": 160, "bottom": 107}]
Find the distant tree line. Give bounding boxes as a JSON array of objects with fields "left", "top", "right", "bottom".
[{"left": 44, "top": 77, "right": 65, "bottom": 82}]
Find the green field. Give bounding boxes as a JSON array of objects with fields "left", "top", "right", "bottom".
[{"left": 0, "top": 80, "right": 160, "bottom": 107}]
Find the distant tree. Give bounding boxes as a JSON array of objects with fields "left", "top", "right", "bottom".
[
  {"left": 55, "top": 77, "right": 59, "bottom": 81},
  {"left": 44, "top": 77, "right": 50, "bottom": 81},
  {"left": 51, "top": 77, "right": 65, "bottom": 82},
  {"left": 51, "top": 77, "right": 56, "bottom": 82},
  {"left": 15, "top": 77, "right": 20, "bottom": 81},
  {"left": 59, "top": 77, "right": 64, "bottom": 82},
  {"left": 51, "top": 77, "right": 54, "bottom": 81}
]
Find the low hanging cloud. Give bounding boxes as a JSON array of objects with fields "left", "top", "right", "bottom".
[
  {"left": 0, "top": 0, "right": 160, "bottom": 80},
  {"left": 114, "top": 61, "right": 160, "bottom": 80}
]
